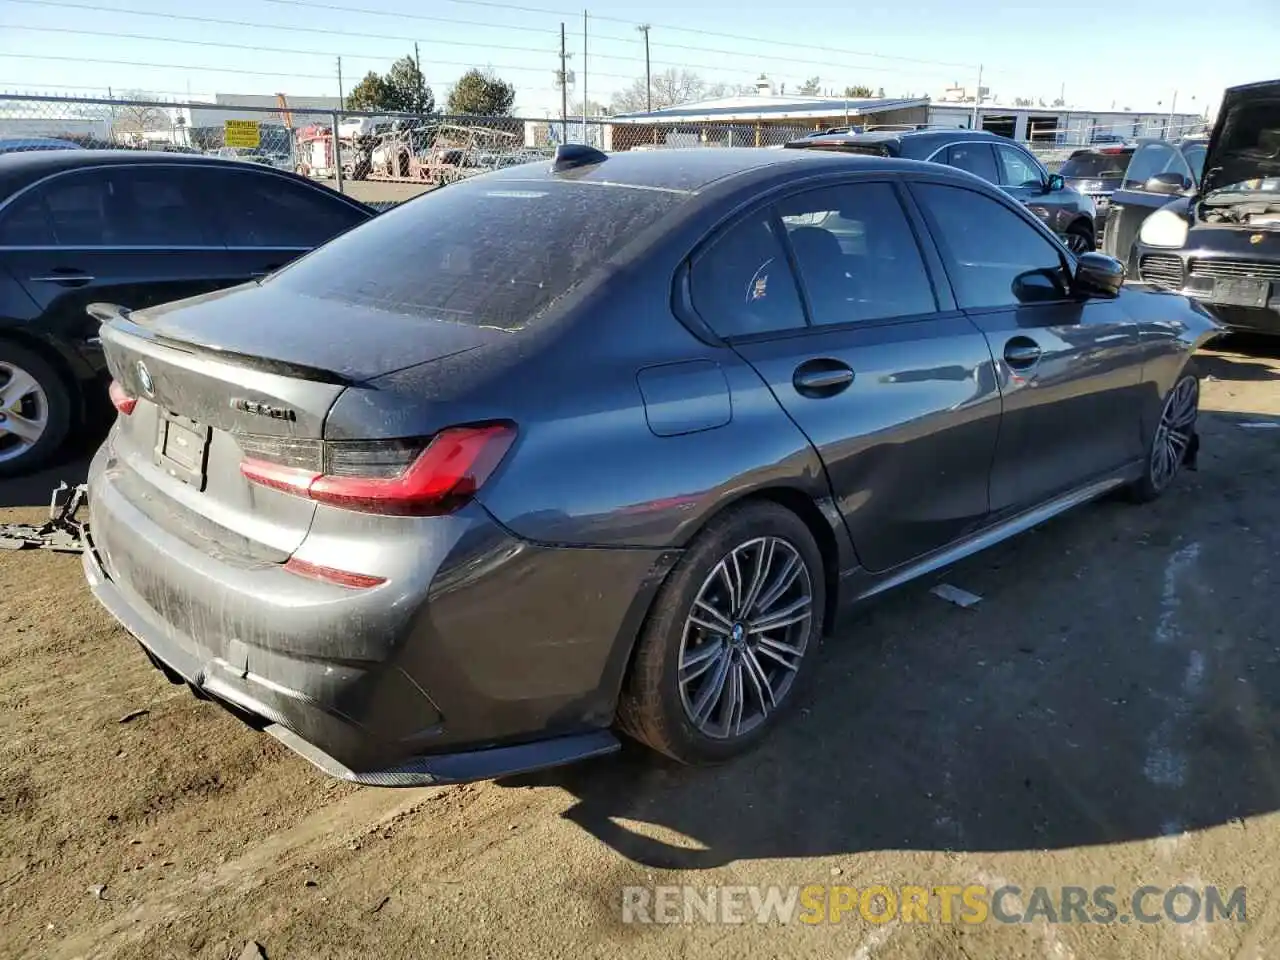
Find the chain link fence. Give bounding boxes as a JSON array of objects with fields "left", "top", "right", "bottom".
[{"left": 0, "top": 94, "right": 1211, "bottom": 193}]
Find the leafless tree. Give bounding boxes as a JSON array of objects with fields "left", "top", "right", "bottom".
[{"left": 112, "top": 89, "right": 167, "bottom": 141}]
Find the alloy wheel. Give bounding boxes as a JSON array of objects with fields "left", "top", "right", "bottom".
[
  {"left": 678, "top": 536, "right": 814, "bottom": 740},
  {"left": 0, "top": 361, "right": 49, "bottom": 464},
  {"left": 1064, "top": 230, "right": 1093, "bottom": 255},
  {"left": 1150, "top": 376, "right": 1198, "bottom": 492}
]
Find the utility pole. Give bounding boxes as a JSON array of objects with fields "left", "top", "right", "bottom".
[
  {"left": 559, "top": 23, "right": 569, "bottom": 140},
  {"left": 582, "top": 10, "right": 588, "bottom": 141},
  {"left": 336, "top": 57, "right": 345, "bottom": 111},
  {"left": 637, "top": 24, "right": 652, "bottom": 113},
  {"left": 414, "top": 42, "right": 423, "bottom": 112},
  {"left": 1167, "top": 89, "right": 1178, "bottom": 139},
  {"left": 971, "top": 63, "right": 983, "bottom": 130}
]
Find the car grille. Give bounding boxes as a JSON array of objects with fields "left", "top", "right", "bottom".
[
  {"left": 1139, "top": 254, "right": 1186, "bottom": 290},
  {"left": 1188, "top": 259, "right": 1280, "bottom": 282}
]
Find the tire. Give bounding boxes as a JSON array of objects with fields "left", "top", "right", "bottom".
[
  {"left": 1065, "top": 221, "right": 1096, "bottom": 255},
  {"left": 617, "top": 501, "right": 826, "bottom": 765},
  {"left": 1127, "top": 363, "right": 1200, "bottom": 503},
  {"left": 0, "top": 342, "right": 73, "bottom": 478}
]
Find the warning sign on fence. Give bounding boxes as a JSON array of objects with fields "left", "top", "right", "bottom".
[{"left": 224, "top": 120, "right": 260, "bottom": 148}]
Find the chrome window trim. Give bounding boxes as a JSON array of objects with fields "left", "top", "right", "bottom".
[
  {"left": 923, "top": 139, "right": 1049, "bottom": 184},
  {"left": 0, "top": 244, "right": 312, "bottom": 252}
]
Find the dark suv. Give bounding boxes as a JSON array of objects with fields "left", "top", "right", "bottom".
[
  {"left": 1128, "top": 79, "right": 1280, "bottom": 335},
  {"left": 1100, "top": 137, "right": 1210, "bottom": 270},
  {"left": 786, "top": 128, "right": 1098, "bottom": 252}
]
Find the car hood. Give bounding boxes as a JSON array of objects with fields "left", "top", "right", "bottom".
[{"left": 1199, "top": 79, "right": 1280, "bottom": 198}]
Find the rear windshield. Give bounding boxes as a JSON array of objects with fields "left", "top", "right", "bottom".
[
  {"left": 271, "top": 177, "right": 686, "bottom": 330},
  {"left": 1060, "top": 151, "right": 1132, "bottom": 179}
]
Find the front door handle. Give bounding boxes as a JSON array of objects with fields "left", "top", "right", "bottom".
[
  {"left": 793, "top": 358, "right": 855, "bottom": 398},
  {"left": 1004, "top": 338, "right": 1042, "bottom": 370},
  {"left": 29, "top": 270, "right": 94, "bottom": 287}
]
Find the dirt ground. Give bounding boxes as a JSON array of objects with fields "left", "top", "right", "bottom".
[
  {"left": 2, "top": 337, "right": 1279, "bottom": 960},
  {"left": 329, "top": 179, "right": 433, "bottom": 206}
]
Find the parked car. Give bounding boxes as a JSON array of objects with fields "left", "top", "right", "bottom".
[
  {"left": 786, "top": 128, "right": 1098, "bottom": 253},
  {"left": 0, "top": 150, "right": 374, "bottom": 475},
  {"left": 1127, "top": 79, "right": 1280, "bottom": 334},
  {"left": 1059, "top": 145, "right": 1135, "bottom": 240},
  {"left": 0, "top": 137, "right": 81, "bottom": 154},
  {"left": 1100, "top": 136, "right": 1210, "bottom": 270},
  {"left": 82, "top": 144, "right": 1218, "bottom": 785}
]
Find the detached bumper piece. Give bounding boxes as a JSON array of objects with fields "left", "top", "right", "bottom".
[
  {"left": 267, "top": 724, "right": 619, "bottom": 787},
  {"left": 0, "top": 482, "right": 88, "bottom": 553}
]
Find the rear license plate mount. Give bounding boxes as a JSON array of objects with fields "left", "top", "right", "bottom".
[
  {"left": 153, "top": 411, "right": 211, "bottom": 490},
  {"left": 1213, "top": 277, "right": 1270, "bottom": 308}
]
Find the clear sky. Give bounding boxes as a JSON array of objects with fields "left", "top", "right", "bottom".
[{"left": 0, "top": 0, "right": 1275, "bottom": 118}]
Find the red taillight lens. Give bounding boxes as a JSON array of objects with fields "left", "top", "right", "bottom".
[
  {"left": 108, "top": 380, "right": 136, "bottom": 415},
  {"left": 283, "top": 557, "right": 386, "bottom": 589},
  {"left": 239, "top": 423, "right": 516, "bottom": 516}
]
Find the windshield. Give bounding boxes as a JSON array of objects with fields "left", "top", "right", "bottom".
[
  {"left": 1060, "top": 151, "right": 1132, "bottom": 179},
  {"left": 1182, "top": 143, "right": 1208, "bottom": 182},
  {"left": 1122, "top": 142, "right": 1192, "bottom": 189},
  {"left": 272, "top": 175, "right": 685, "bottom": 329}
]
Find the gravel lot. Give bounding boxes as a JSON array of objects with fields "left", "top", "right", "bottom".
[{"left": 2, "top": 337, "right": 1279, "bottom": 960}]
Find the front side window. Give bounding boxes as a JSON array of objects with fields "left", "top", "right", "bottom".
[
  {"left": 996, "top": 145, "right": 1046, "bottom": 188},
  {"left": 944, "top": 143, "right": 1000, "bottom": 184},
  {"left": 1123, "top": 143, "right": 1192, "bottom": 190},
  {"left": 777, "top": 183, "right": 936, "bottom": 325},
  {"left": 913, "top": 182, "right": 1068, "bottom": 310},
  {"left": 689, "top": 212, "right": 806, "bottom": 338}
]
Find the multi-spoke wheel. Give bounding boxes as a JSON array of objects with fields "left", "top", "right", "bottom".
[
  {"left": 618, "top": 501, "right": 825, "bottom": 764},
  {"left": 1064, "top": 222, "right": 1095, "bottom": 255},
  {"left": 0, "top": 344, "right": 71, "bottom": 478},
  {"left": 1128, "top": 367, "right": 1200, "bottom": 503}
]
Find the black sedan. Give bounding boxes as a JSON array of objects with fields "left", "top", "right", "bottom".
[
  {"left": 1129, "top": 79, "right": 1279, "bottom": 335},
  {"left": 83, "top": 144, "right": 1218, "bottom": 785},
  {"left": 786, "top": 128, "right": 1098, "bottom": 253},
  {"left": 0, "top": 150, "right": 373, "bottom": 475},
  {"left": 1059, "top": 144, "right": 1135, "bottom": 239}
]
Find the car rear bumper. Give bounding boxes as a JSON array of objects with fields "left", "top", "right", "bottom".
[{"left": 83, "top": 440, "right": 678, "bottom": 784}]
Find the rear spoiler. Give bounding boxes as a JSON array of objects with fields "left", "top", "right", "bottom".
[{"left": 87, "top": 301, "right": 357, "bottom": 386}]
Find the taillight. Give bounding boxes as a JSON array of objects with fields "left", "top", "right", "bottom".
[
  {"left": 108, "top": 380, "right": 136, "bottom": 415},
  {"left": 239, "top": 423, "right": 516, "bottom": 516},
  {"left": 283, "top": 557, "right": 386, "bottom": 589}
]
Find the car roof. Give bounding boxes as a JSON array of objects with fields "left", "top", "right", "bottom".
[
  {"left": 484, "top": 146, "right": 927, "bottom": 193},
  {"left": 0, "top": 149, "right": 371, "bottom": 209}
]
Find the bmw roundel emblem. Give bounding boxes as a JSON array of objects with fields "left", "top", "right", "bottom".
[{"left": 136, "top": 360, "right": 154, "bottom": 396}]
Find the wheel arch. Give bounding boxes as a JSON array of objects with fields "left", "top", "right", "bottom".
[
  {"left": 604, "top": 484, "right": 849, "bottom": 721},
  {"left": 0, "top": 329, "right": 87, "bottom": 423}
]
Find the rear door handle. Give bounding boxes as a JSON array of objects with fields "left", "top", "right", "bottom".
[
  {"left": 1004, "top": 338, "right": 1042, "bottom": 369},
  {"left": 793, "top": 358, "right": 855, "bottom": 398},
  {"left": 29, "top": 271, "right": 95, "bottom": 286}
]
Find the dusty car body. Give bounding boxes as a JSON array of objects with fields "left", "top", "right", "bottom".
[{"left": 83, "top": 146, "right": 1219, "bottom": 786}]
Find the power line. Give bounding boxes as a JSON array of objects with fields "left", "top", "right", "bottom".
[
  {"left": 0, "top": 0, "right": 966, "bottom": 87},
  {"left": 1, "top": 24, "right": 640, "bottom": 82},
  {"left": 264, "top": 0, "right": 980, "bottom": 69}
]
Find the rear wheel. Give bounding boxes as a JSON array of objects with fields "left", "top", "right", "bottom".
[
  {"left": 0, "top": 343, "right": 72, "bottom": 478},
  {"left": 618, "top": 501, "right": 825, "bottom": 765},
  {"left": 1128, "top": 367, "right": 1200, "bottom": 503}
]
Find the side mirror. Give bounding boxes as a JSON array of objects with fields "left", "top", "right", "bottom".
[
  {"left": 1046, "top": 173, "right": 1065, "bottom": 192},
  {"left": 1073, "top": 252, "right": 1126, "bottom": 298},
  {"left": 1143, "top": 172, "right": 1192, "bottom": 195}
]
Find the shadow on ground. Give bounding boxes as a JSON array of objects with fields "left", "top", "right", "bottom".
[
  {"left": 501, "top": 413, "right": 1280, "bottom": 868},
  {"left": 0, "top": 422, "right": 103, "bottom": 510}
]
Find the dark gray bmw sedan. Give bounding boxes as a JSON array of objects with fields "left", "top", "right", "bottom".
[{"left": 83, "top": 145, "right": 1219, "bottom": 786}]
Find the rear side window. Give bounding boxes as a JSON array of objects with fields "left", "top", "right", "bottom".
[
  {"left": 0, "top": 167, "right": 214, "bottom": 246},
  {"left": 208, "top": 168, "right": 367, "bottom": 247},
  {"left": 777, "top": 183, "right": 936, "bottom": 324},
  {"left": 274, "top": 178, "right": 685, "bottom": 329},
  {"left": 690, "top": 211, "right": 806, "bottom": 338},
  {"left": 944, "top": 143, "right": 1000, "bottom": 184}
]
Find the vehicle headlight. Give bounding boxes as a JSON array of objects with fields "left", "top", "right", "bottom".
[{"left": 1138, "top": 208, "right": 1189, "bottom": 248}]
